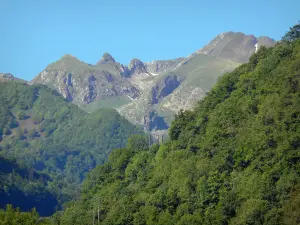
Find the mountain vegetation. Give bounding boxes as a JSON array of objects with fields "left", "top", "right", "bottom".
[
  {"left": 0, "top": 155, "right": 57, "bottom": 217},
  {"left": 0, "top": 82, "right": 143, "bottom": 216},
  {"left": 57, "top": 24, "right": 300, "bottom": 224},
  {"left": 0, "top": 205, "right": 52, "bottom": 225}
]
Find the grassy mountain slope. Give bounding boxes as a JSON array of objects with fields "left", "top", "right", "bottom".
[
  {"left": 60, "top": 28, "right": 300, "bottom": 224},
  {"left": 0, "top": 82, "right": 143, "bottom": 215}
]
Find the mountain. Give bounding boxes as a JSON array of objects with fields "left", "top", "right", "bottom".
[
  {"left": 30, "top": 32, "right": 275, "bottom": 131},
  {"left": 0, "top": 73, "right": 26, "bottom": 83},
  {"left": 59, "top": 28, "right": 300, "bottom": 224},
  {"left": 0, "top": 81, "right": 143, "bottom": 215}
]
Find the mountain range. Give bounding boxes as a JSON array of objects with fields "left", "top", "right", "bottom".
[{"left": 4, "top": 32, "right": 275, "bottom": 132}]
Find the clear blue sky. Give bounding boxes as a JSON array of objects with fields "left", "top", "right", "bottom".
[{"left": 0, "top": 0, "right": 299, "bottom": 80}]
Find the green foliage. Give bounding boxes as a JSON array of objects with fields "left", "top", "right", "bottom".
[
  {"left": 282, "top": 21, "right": 300, "bottom": 42},
  {"left": 127, "top": 134, "right": 148, "bottom": 151},
  {"left": 60, "top": 29, "right": 300, "bottom": 224},
  {"left": 169, "top": 109, "right": 195, "bottom": 141},
  {"left": 0, "top": 205, "right": 51, "bottom": 225},
  {"left": 0, "top": 155, "right": 57, "bottom": 217},
  {"left": 0, "top": 83, "right": 143, "bottom": 216}
]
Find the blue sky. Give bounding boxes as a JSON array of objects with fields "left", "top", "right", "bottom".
[{"left": 0, "top": 0, "right": 299, "bottom": 80}]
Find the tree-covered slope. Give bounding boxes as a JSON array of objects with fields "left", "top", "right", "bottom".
[
  {"left": 0, "top": 155, "right": 57, "bottom": 217},
  {"left": 60, "top": 25, "right": 300, "bottom": 225},
  {"left": 0, "top": 205, "right": 52, "bottom": 225},
  {"left": 0, "top": 82, "right": 143, "bottom": 215}
]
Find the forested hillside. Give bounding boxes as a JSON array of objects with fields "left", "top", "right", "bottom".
[
  {"left": 0, "top": 83, "right": 143, "bottom": 215},
  {"left": 0, "top": 155, "right": 57, "bottom": 216},
  {"left": 60, "top": 24, "right": 300, "bottom": 224}
]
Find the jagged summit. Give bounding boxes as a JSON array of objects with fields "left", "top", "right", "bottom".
[{"left": 97, "top": 52, "right": 116, "bottom": 64}]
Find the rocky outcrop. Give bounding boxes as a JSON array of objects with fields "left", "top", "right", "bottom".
[
  {"left": 143, "top": 110, "right": 168, "bottom": 131},
  {"left": 150, "top": 75, "right": 181, "bottom": 104}
]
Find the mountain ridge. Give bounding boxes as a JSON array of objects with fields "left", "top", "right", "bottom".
[{"left": 17, "top": 31, "right": 276, "bottom": 131}]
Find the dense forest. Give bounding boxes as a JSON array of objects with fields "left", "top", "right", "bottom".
[
  {"left": 0, "top": 83, "right": 143, "bottom": 216},
  {"left": 56, "top": 24, "right": 300, "bottom": 224},
  {"left": 0, "top": 155, "right": 57, "bottom": 216}
]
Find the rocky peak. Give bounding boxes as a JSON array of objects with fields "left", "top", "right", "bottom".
[
  {"left": 97, "top": 52, "right": 116, "bottom": 64},
  {"left": 128, "top": 58, "right": 146, "bottom": 74}
]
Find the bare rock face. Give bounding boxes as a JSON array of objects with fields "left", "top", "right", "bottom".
[
  {"left": 143, "top": 110, "right": 168, "bottom": 131},
  {"left": 150, "top": 75, "right": 181, "bottom": 104}
]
